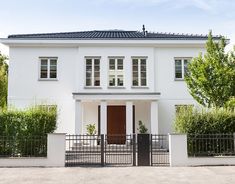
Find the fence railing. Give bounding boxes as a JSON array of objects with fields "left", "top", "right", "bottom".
[
  {"left": 151, "top": 134, "right": 169, "bottom": 166},
  {"left": 187, "top": 134, "right": 235, "bottom": 157},
  {"left": 65, "top": 134, "right": 169, "bottom": 166},
  {"left": 0, "top": 136, "right": 47, "bottom": 157}
]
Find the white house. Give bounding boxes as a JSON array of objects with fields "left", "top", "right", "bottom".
[{"left": 0, "top": 26, "right": 221, "bottom": 139}]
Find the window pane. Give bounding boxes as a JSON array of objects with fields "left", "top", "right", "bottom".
[
  {"left": 140, "top": 59, "right": 146, "bottom": 65},
  {"left": 175, "top": 60, "right": 182, "bottom": 79},
  {"left": 132, "top": 59, "right": 138, "bottom": 65},
  {"left": 40, "top": 60, "right": 48, "bottom": 78},
  {"left": 109, "top": 75, "right": 115, "bottom": 86},
  {"left": 94, "top": 59, "right": 100, "bottom": 65},
  {"left": 141, "top": 78, "right": 147, "bottom": 86},
  {"left": 117, "top": 75, "right": 123, "bottom": 86},
  {"left": 86, "top": 78, "right": 91, "bottom": 86},
  {"left": 50, "top": 64, "right": 57, "bottom": 79},
  {"left": 50, "top": 59, "right": 57, "bottom": 66},
  {"left": 109, "top": 59, "right": 115, "bottom": 70},
  {"left": 86, "top": 59, "right": 92, "bottom": 65},
  {"left": 117, "top": 59, "right": 123, "bottom": 70},
  {"left": 141, "top": 59, "right": 146, "bottom": 72},
  {"left": 41, "top": 59, "right": 48, "bottom": 66},
  {"left": 86, "top": 59, "right": 92, "bottom": 86}
]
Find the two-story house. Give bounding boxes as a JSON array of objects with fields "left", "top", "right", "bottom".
[{"left": 1, "top": 26, "right": 220, "bottom": 139}]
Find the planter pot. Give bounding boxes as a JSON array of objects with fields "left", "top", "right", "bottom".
[{"left": 137, "top": 133, "right": 150, "bottom": 166}]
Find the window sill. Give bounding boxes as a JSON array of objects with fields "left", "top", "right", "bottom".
[
  {"left": 174, "top": 78, "right": 185, "bottom": 81},
  {"left": 84, "top": 86, "right": 102, "bottom": 89},
  {"left": 38, "top": 79, "right": 58, "bottom": 81},
  {"left": 108, "top": 86, "right": 126, "bottom": 89},
  {"left": 131, "top": 86, "right": 149, "bottom": 89}
]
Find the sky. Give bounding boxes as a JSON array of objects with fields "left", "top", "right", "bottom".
[{"left": 0, "top": 0, "right": 235, "bottom": 55}]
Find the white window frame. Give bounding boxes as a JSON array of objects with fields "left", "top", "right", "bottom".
[
  {"left": 131, "top": 57, "right": 147, "bottom": 87},
  {"left": 39, "top": 57, "right": 58, "bottom": 81},
  {"left": 174, "top": 57, "right": 191, "bottom": 81},
  {"left": 108, "top": 57, "right": 124, "bottom": 87},
  {"left": 85, "top": 57, "right": 101, "bottom": 87}
]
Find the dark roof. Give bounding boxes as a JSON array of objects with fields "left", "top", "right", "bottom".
[{"left": 7, "top": 30, "right": 221, "bottom": 40}]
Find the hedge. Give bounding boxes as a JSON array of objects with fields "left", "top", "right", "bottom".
[
  {"left": 174, "top": 107, "right": 235, "bottom": 134},
  {"left": 174, "top": 107, "right": 235, "bottom": 156},
  {"left": 0, "top": 107, "right": 57, "bottom": 157}
]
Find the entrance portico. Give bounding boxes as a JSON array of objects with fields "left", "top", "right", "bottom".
[{"left": 73, "top": 93, "right": 160, "bottom": 135}]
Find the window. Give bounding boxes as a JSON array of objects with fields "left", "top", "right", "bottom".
[
  {"left": 38, "top": 105, "right": 57, "bottom": 112},
  {"left": 85, "top": 58, "right": 100, "bottom": 87},
  {"left": 39, "top": 58, "right": 57, "bottom": 79},
  {"left": 174, "top": 58, "right": 191, "bottom": 80},
  {"left": 175, "top": 104, "right": 193, "bottom": 114},
  {"left": 109, "top": 58, "right": 124, "bottom": 87},
  {"left": 132, "top": 58, "right": 147, "bottom": 86}
]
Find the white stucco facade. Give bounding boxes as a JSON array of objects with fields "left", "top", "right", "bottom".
[{"left": 1, "top": 37, "right": 206, "bottom": 135}]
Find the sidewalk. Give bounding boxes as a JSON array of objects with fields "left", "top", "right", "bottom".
[{"left": 0, "top": 166, "right": 235, "bottom": 184}]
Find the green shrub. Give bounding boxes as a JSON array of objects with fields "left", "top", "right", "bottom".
[
  {"left": 174, "top": 108, "right": 235, "bottom": 156},
  {"left": 86, "top": 124, "right": 96, "bottom": 135},
  {"left": 137, "top": 120, "right": 148, "bottom": 134},
  {"left": 0, "top": 107, "right": 57, "bottom": 157},
  {"left": 174, "top": 107, "right": 235, "bottom": 134}
]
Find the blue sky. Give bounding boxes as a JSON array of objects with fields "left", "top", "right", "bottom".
[{"left": 0, "top": 0, "right": 235, "bottom": 54}]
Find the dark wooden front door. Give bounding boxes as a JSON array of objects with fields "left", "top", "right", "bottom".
[{"left": 107, "top": 106, "right": 126, "bottom": 144}]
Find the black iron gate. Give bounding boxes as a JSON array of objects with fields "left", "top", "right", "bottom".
[
  {"left": 65, "top": 134, "right": 168, "bottom": 167},
  {"left": 151, "top": 134, "right": 169, "bottom": 166}
]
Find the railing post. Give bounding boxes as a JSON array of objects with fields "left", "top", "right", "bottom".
[
  {"left": 233, "top": 133, "right": 235, "bottom": 152},
  {"left": 133, "top": 134, "right": 136, "bottom": 166},
  {"left": 101, "top": 134, "right": 105, "bottom": 166}
]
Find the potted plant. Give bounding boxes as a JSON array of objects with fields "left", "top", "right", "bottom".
[
  {"left": 85, "top": 124, "right": 97, "bottom": 146},
  {"left": 137, "top": 120, "right": 150, "bottom": 166},
  {"left": 137, "top": 120, "right": 148, "bottom": 134}
]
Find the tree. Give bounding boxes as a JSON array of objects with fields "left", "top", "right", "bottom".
[
  {"left": 0, "top": 52, "right": 8, "bottom": 108},
  {"left": 185, "top": 31, "right": 235, "bottom": 108}
]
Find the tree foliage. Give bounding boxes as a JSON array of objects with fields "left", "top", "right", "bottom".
[
  {"left": 0, "top": 52, "right": 8, "bottom": 108},
  {"left": 185, "top": 32, "right": 235, "bottom": 108}
]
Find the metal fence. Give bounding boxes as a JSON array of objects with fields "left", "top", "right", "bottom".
[
  {"left": 65, "top": 135, "right": 102, "bottom": 166},
  {"left": 151, "top": 134, "right": 169, "bottom": 166},
  {"left": 188, "top": 134, "right": 235, "bottom": 157},
  {"left": 65, "top": 134, "right": 169, "bottom": 167},
  {"left": 0, "top": 136, "right": 47, "bottom": 157},
  {"left": 105, "top": 134, "right": 134, "bottom": 166}
]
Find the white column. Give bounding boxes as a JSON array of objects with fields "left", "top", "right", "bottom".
[
  {"left": 169, "top": 134, "right": 188, "bottom": 167},
  {"left": 75, "top": 100, "right": 83, "bottom": 134},
  {"left": 150, "top": 100, "right": 158, "bottom": 134},
  {"left": 126, "top": 101, "right": 133, "bottom": 135},
  {"left": 47, "top": 133, "right": 66, "bottom": 167},
  {"left": 100, "top": 100, "right": 107, "bottom": 134}
]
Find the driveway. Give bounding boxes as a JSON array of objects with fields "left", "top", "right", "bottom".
[{"left": 0, "top": 166, "right": 235, "bottom": 184}]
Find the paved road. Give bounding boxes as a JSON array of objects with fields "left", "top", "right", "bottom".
[{"left": 0, "top": 166, "right": 235, "bottom": 184}]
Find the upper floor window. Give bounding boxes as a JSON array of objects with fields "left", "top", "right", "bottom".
[
  {"left": 39, "top": 57, "right": 57, "bottom": 80},
  {"left": 38, "top": 105, "right": 57, "bottom": 112},
  {"left": 85, "top": 58, "right": 100, "bottom": 87},
  {"left": 132, "top": 58, "right": 147, "bottom": 87},
  {"left": 174, "top": 58, "right": 191, "bottom": 80},
  {"left": 109, "top": 58, "right": 124, "bottom": 87},
  {"left": 175, "top": 104, "right": 193, "bottom": 114}
]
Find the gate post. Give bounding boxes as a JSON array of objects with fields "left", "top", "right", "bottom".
[
  {"left": 101, "top": 134, "right": 105, "bottom": 166},
  {"left": 137, "top": 134, "right": 150, "bottom": 166},
  {"left": 133, "top": 134, "right": 136, "bottom": 166}
]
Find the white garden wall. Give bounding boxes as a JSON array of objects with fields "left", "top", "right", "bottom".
[
  {"left": 169, "top": 134, "right": 235, "bottom": 167},
  {"left": 0, "top": 133, "right": 66, "bottom": 167}
]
